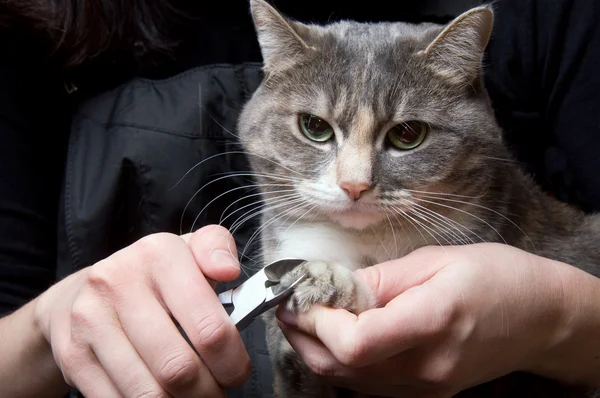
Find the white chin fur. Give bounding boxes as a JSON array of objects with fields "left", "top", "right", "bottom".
[{"left": 328, "top": 210, "right": 385, "bottom": 230}]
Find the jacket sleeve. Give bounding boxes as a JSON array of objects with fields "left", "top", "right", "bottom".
[{"left": 0, "top": 30, "right": 70, "bottom": 316}]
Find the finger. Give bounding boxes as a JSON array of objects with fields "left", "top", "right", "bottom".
[
  {"left": 188, "top": 225, "right": 241, "bottom": 283},
  {"left": 66, "top": 359, "right": 123, "bottom": 398},
  {"left": 50, "top": 313, "right": 121, "bottom": 398},
  {"left": 147, "top": 235, "right": 250, "bottom": 388},
  {"left": 279, "top": 321, "right": 413, "bottom": 384},
  {"left": 279, "top": 322, "right": 347, "bottom": 379},
  {"left": 282, "top": 283, "right": 448, "bottom": 367},
  {"left": 180, "top": 233, "right": 192, "bottom": 243},
  {"left": 116, "top": 286, "right": 224, "bottom": 397},
  {"left": 355, "top": 246, "right": 448, "bottom": 305},
  {"left": 88, "top": 304, "right": 176, "bottom": 397}
]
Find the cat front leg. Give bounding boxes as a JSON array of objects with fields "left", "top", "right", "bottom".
[
  {"left": 281, "top": 260, "right": 376, "bottom": 314},
  {"left": 265, "top": 260, "right": 377, "bottom": 398},
  {"left": 271, "top": 333, "right": 337, "bottom": 398},
  {"left": 262, "top": 223, "right": 378, "bottom": 397}
]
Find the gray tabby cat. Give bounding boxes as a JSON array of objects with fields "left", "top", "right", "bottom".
[{"left": 237, "top": 0, "right": 600, "bottom": 397}]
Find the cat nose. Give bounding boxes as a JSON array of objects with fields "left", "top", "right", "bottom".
[{"left": 339, "top": 182, "right": 371, "bottom": 201}]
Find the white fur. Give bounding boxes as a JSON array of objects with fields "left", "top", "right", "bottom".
[
  {"left": 327, "top": 210, "right": 386, "bottom": 230},
  {"left": 271, "top": 220, "right": 414, "bottom": 269}
]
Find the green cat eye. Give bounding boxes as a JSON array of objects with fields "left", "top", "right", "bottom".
[
  {"left": 386, "top": 121, "right": 428, "bottom": 150},
  {"left": 298, "top": 114, "right": 334, "bottom": 142}
]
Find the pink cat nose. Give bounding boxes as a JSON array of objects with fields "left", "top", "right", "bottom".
[{"left": 339, "top": 182, "right": 371, "bottom": 201}]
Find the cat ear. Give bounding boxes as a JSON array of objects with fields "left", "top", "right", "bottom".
[
  {"left": 250, "top": 0, "right": 313, "bottom": 73},
  {"left": 422, "top": 7, "right": 494, "bottom": 87}
]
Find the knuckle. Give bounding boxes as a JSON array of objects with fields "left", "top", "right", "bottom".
[
  {"left": 135, "top": 236, "right": 163, "bottom": 264},
  {"left": 305, "top": 355, "right": 338, "bottom": 377},
  {"left": 436, "top": 300, "right": 459, "bottom": 335},
  {"left": 70, "top": 297, "right": 100, "bottom": 330},
  {"left": 420, "top": 290, "right": 457, "bottom": 340},
  {"left": 419, "top": 358, "right": 455, "bottom": 386},
  {"left": 137, "top": 233, "right": 177, "bottom": 257},
  {"left": 155, "top": 351, "right": 200, "bottom": 389},
  {"left": 132, "top": 233, "right": 182, "bottom": 272},
  {"left": 135, "top": 390, "right": 169, "bottom": 398},
  {"left": 85, "top": 262, "right": 120, "bottom": 296},
  {"left": 222, "top": 355, "right": 251, "bottom": 388},
  {"left": 57, "top": 350, "right": 82, "bottom": 377},
  {"left": 197, "top": 224, "right": 229, "bottom": 238},
  {"left": 125, "top": 378, "right": 168, "bottom": 398},
  {"left": 190, "top": 312, "right": 231, "bottom": 351},
  {"left": 57, "top": 350, "right": 92, "bottom": 387},
  {"left": 336, "top": 330, "right": 367, "bottom": 367}
]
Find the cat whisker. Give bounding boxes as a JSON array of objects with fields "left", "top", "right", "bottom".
[
  {"left": 211, "top": 170, "right": 304, "bottom": 183},
  {"left": 480, "top": 155, "right": 524, "bottom": 164},
  {"left": 370, "top": 224, "right": 394, "bottom": 261},
  {"left": 412, "top": 196, "right": 509, "bottom": 246},
  {"left": 219, "top": 191, "right": 300, "bottom": 225},
  {"left": 200, "top": 105, "right": 242, "bottom": 140},
  {"left": 404, "top": 188, "right": 488, "bottom": 200},
  {"left": 399, "top": 202, "right": 484, "bottom": 279},
  {"left": 185, "top": 180, "right": 295, "bottom": 234},
  {"left": 404, "top": 207, "right": 454, "bottom": 247},
  {"left": 274, "top": 204, "right": 320, "bottom": 255},
  {"left": 405, "top": 205, "right": 467, "bottom": 246},
  {"left": 402, "top": 202, "right": 471, "bottom": 245},
  {"left": 171, "top": 151, "right": 247, "bottom": 191},
  {"left": 228, "top": 193, "right": 306, "bottom": 235},
  {"left": 250, "top": 202, "right": 318, "bottom": 263},
  {"left": 239, "top": 201, "right": 312, "bottom": 265},
  {"left": 304, "top": 204, "right": 322, "bottom": 226},
  {"left": 405, "top": 207, "right": 484, "bottom": 266},
  {"left": 230, "top": 198, "right": 308, "bottom": 274},
  {"left": 229, "top": 196, "right": 306, "bottom": 237},
  {"left": 181, "top": 170, "right": 297, "bottom": 231},
  {"left": 171, "top": 150, "right": 309, "bottom": 192},
  {"left": 227, "top": 198, "right": 305, "bottom": 240},
  {"left": 388, "top": 205, "right": 434, "bottom": 250},
  {"left": 393, "top": 206, "right": 450, "bottom": 253},
  {"left": 413, "top": 194, "right": 536, "bottom": 251},
  {"left": 386, "top": 214, "right": 399, "bottom": 260},
  {"left": 387, "top": 206, "right": 418, "bottom": 251},
  {"left": 222, "top": 196, "right": 303, "bottom": 245},
  {"left": 388, "top": 211, "right": 417, "bottom": 253},
  {"left": 400, "top": 198, "right": 483, "bottom": 245}
]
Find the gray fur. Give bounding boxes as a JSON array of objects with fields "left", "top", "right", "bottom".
[{"left": 238, "top": 1, "right": 600, "bottom": 397}]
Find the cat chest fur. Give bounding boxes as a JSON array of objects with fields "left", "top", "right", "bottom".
[{"left": 261, "top": 218, "right": 413, "bottom": 269}]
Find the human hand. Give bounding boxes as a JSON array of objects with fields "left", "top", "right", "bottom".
[
  {"left": 33, "top": 226, "right": 249, "bottom": 398},
  {"left": 277, "top": 243, "right": 580, "bottom": 398}
]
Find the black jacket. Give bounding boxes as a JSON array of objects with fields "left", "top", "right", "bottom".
[{"left": 60, "top": 63, "right": 273, "bottom": 398}]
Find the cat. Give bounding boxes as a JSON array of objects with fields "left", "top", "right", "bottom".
[{"left": 237, "top": 0, "right": 600, "bottom": 397}]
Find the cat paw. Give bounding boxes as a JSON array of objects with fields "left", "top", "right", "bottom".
[{"left": 280, "top": 261, "right": 375, "bottom": 314}]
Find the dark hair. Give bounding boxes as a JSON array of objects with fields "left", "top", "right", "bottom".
[{"left": 0, "top": 0, "right": 180, "bottom": 68}]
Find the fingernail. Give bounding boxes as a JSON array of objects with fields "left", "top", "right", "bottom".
[
  {"left": 210, "top": 250, "right": 240, "bottom": 271},
  {"left": 276, "top": 306, "right": 298, "bottom": 327}
]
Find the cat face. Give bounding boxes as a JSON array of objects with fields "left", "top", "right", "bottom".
[{"left": 239, "top": 0, "right": 502, "bottom": 230}]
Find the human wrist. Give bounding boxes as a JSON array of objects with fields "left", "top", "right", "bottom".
[
  {"left": 525, "top": 256, "right": 600, "bottom": 387},
  {"left": 0, "top": 298, "right": 69, "bottom": 396}
]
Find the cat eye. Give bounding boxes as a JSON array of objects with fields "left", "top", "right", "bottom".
[
  {"left": 298, "top": 114, "right": 335, "bottom": 142},
  {"left": 386, "top": 121, "right": 428, "bottom": 150}
]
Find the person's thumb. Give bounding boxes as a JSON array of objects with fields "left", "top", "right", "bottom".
[
  {"left": 185, "top": 225, "right": 241, "bottom": 286},
  {"left": 354, "top": 246, "right": 448, "bottom": 305}
]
